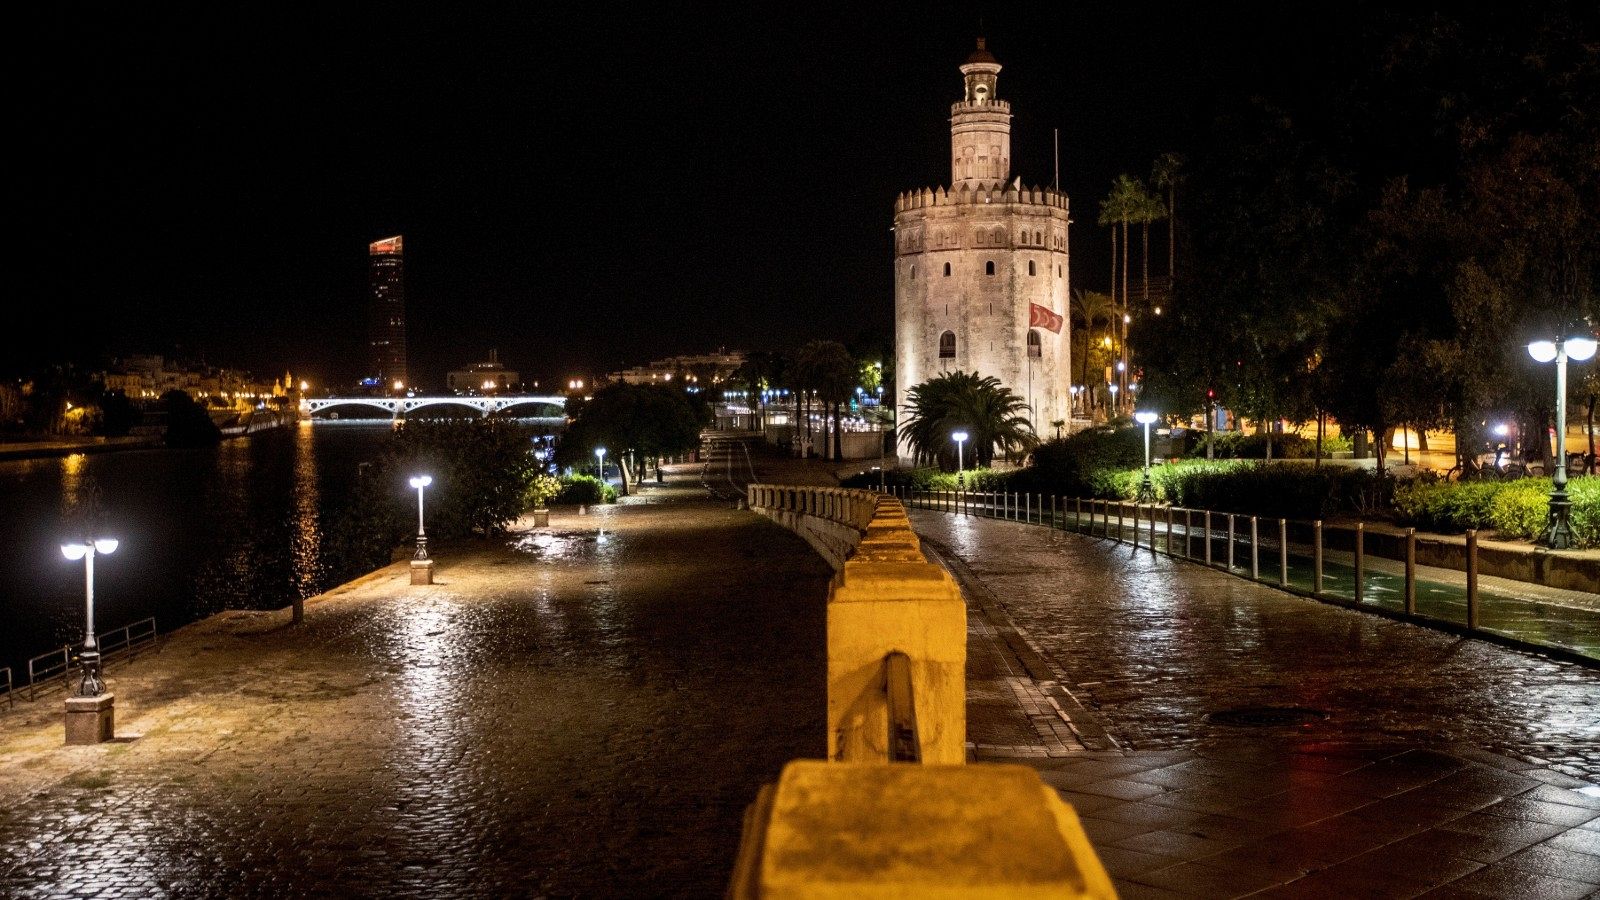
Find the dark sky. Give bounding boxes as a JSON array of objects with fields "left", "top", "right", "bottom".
[{"left": 18, "top": 2, "right": 1312, "bottom": 389}]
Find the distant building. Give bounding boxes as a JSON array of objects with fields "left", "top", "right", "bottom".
[
  {"left": 609, "top": 350, "right": 744, "bottom": 388},
  {"left": 368, "top": 235, "right": 408, "bottom": 393},
  {"left": 98, "top": 355, "right": 283, "bottom": 408},
  {"left": 447, "top": 349, "right": 521, "bottom": 393}
]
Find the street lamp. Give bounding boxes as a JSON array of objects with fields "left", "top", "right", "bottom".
[
  {"left": 952, "top": 430, "right": 969, "bottom": 490},
  {"left": 595, "top": 447, "right": 607, "bottom": 484},
  {"left": 1135, "top": 411, "right": 1159, "bottom": 503},
  {"left": 60, "top": 538, "right": 117, "bottom": 697},
  {"left": 409, "top": 475, "right": 432, "bottom": 560},
  {"left": 1528, "top": 335, "right": 1598, "bottom": 549}
]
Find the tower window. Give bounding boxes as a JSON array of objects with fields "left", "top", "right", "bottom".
[
  {"left": 985, "top": 260, "right": 995, "bottom": 276},
  {"left": 939, "top": 331, "right": 956, "bottom": 359},
  {"left": 1036, "top": 231, "right": 1043, "bottom": 243},
  {"left": 1027, "top": 330, "right": 1042, "bottom": 358},
  {"left": 910, "top": 265, "right": 916, "bottom": 278},
  {"left": 1028, "top": 260, "right": 1036, "bottom": 276},
  {"left": 943, "top": 262, "right": 951, "bottom": 277}
]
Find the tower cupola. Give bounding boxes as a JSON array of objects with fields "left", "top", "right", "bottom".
[{"left": 949, "top": 38, "right": 1012, "bottom": 189}]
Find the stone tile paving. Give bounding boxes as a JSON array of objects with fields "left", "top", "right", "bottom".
[
  {"left": 0, "top": 479, "right": 833, "bottom": 898},
  {"left": 916, "top": 509, "right": 1600, "bottom": 899}
]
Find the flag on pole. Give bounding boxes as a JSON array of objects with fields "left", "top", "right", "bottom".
[{"left": 1028, "top": 303, "right": 1064, "bottom": 334}]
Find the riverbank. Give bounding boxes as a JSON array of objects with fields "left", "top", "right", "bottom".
[{"left": 0, "top": 435, "right": 164, "bottom": 460}]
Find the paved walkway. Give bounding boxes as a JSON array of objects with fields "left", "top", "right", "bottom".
[
  {"left": 918, "top": 509, "right": 1600, "bottom": 899},
  {"left": 0, "top": 477, "right": 833, "bottom": 898}
]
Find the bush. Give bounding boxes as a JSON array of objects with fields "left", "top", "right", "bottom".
[
  {"left": 553, "top": 474, "right": 617, "bottom": 505},
  {"left": 925, "top": 467, "right": 1014, "bottom": 491},
  {"left": 1155, "top": 462, "right": 1391, "bottom": 519},
  {"left": 1186, "top": 431, "right": 1320, "bottom": 459},
  {"left": 525, "top": 473, "right": 561, "bottom": 509},
  {"left": 1391, "top": 476, "right": 1600, "bottom": 547},
  {"left": 1011, "top": 426, "right": 1142, "bottom": 496}
]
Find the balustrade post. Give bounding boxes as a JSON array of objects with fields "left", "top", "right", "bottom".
[
  {"left": 1250, "top": 516, "right": 1259, "bottom": 580},
  {"left": 1313, "top": 520, "right": 1324, "bottom": 596},
  {"left": 1404, "top": 527, "right": 1417, "bottom": 615},
  {"left": 1226, "top": 514, "right": 1235, "bottom": 571},
  {"left": 1279, "top": 519, "right": 1289, "bottom": 588},
  {"left": 1203, "top": 511, "right": 1212, "bottom": 565},
  {"left": 1354, "top": 522, "right": 1365, "bottom": 603},
  {"left": 1466, "top": 530, "right": 1480, "bottom": 629},
  {"left": 1165, "top": 506, "right": 1174, "bottom": 556}
]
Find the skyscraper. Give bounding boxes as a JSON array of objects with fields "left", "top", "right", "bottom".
[{"left": 368, "top": 235, "right": 408, "bottom": 393}]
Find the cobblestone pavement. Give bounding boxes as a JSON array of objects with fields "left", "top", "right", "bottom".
[
  {"left": 917, "top": 509, "right": 1600, "bottom": 898},
  {"left": 0, "top": 477, "right": 832, "bottom": 898}
]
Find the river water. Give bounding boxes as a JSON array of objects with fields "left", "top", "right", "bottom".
[{"left": 0, "top": 422, "right": 394, "bottom": 678}]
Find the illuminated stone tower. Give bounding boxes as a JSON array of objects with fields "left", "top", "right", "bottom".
[
  {"left": 368, "top": 235, "right": 408, "bottom": 393},
  {"left": 894, "top": 40, "right": 1071, "bottom": 458}
]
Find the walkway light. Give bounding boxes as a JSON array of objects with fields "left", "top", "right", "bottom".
[
  {"left": 408, "top": 475, "right": 432, "bottom": 561},
  {"left": 60, "top": 538, "right": 118, "bottom": 697},
  {"left": 1135, "top": 411, "right": 1158, "bottom": 502},
  {"left": 595, "top": 447, "right": 607, "bottom": 483},
  {"left": 1527, "top": 335, "right": 1596, "bottom": 549},
  {"left": 952, "top": 431, "right": 969, "bottom": 490}
]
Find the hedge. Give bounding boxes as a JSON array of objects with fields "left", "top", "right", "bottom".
[{"left": 1393, "top": 476, "right": 1599, "bottom": 547}]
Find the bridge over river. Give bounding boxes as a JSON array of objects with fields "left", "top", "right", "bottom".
[{"left": 302, "top": 394, "right": 566, "bottom": 419}]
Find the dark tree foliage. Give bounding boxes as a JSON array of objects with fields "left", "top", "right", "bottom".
[
  {"left": 159, "top": 389, "right": 222, "bottom": 447},
  {"left": 898, "top": 371, "right": 1036, "bottom": 468},
  {"left": 1140, "top": 2, "right": 1599, "bottom": 463},
  {"left": 95, "top": 390, "right": 141, "bottom": 437},
  {"left": 557, "top": 382, "right": 709, "bottom": 489}
]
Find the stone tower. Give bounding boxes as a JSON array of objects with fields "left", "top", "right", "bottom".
[{"left": 894, "top": 39, "right": 1071, "bottom": 458}]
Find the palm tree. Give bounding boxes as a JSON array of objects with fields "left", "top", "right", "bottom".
[
  {"left": 1072, "top": 288, "right": 1115, "bottom": 391},
  {"left": 796, "top": 340, "right": 858, "bottom": 461},
  {"left": 1131, "top": 181, "right": 1166, "bottom": 313},
  {"left": 898, "top": 371, "right": 1037, "bottom": 469},
  {"left": 1150, "top": 152, "right": 1185, "bottom": 290},
  {"left": 1100, "top": 175, "right": 1144, "bottom": 413}
]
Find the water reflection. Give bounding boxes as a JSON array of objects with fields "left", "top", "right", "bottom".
[{"left": 292, "top": 422, "right": 322, "bottom": 598}]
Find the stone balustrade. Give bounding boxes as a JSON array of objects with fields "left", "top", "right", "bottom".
[{"left": 736, "top": 483, "right": 1113, "bottom": 897}]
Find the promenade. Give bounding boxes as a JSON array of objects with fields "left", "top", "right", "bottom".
[
  {"left": 921, "top": 509, "right": 1600, "bottom": 898},
  {"left": 2, "top": 456, "right": 1596, "bottom": 898}
]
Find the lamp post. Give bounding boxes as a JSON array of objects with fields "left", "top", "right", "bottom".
[
  {"left": 60, "top": 538, "right": 118, "bottom": 697},
  {"left": 952, "top": 430, "right": 968, "bottom": 490},
  {"left": 1108, "top": 383, "right": 1119, "bottom": 419},
  {"left": 61, "top": 537, "right": 119, "bottom": 744},
  {"left": 408, "top": 475, "right": 432, "bottom": 560},
  {"left": 595, "top": 447, "right": 607, "bottom": 484},
  {"left": 1135, "top": 411, "right": 1158, "bottom": 503},
  {"left": 408, "top": 475, "right": 434, "bottom": 584},
  {"left": 1528, "top": 335, "right": 1598, "bottom": 549}
]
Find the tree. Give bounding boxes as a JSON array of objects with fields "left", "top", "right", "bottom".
[
  {"left": 160, "top": 389, "right": 222, "bottom": 447},
  {"left": 898, "top": 371, "right": 1036, "bottom": 469},
  {"left": 795, "top": 340, "right": 857, "bottom": 461},
  {"left": 1150, "top": 152, "right": 1186, "bottom": 290},
  {"left": 559, "top": 382, "right": 708, "bottom": 491}
]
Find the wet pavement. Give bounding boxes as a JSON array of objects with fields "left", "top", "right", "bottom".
[
  {"left": 0, "top": 476, "right": 833, "bottom": 898},
  {"left": 917, "top": 508, "right": 1600, "bottom": 898}
]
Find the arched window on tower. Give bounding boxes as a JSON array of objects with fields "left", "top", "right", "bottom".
[
  {"left": 1027, "top": 330, "right": 1042, "bottom": 358},
  {"left": 1035, "top": 230, "right": 1043, "bottom": 244},
  {"left": 985, "top": 260, "right": 995, "bottom": 276},
  {"left": 939, "top": 331, "right": 956, "bottom": 359},
  {"left": 1028, "top": 260, "right": 1036, "bottom": 276},
  {"left": 943, "top": 262, "right": 952, "bottom": 277}
]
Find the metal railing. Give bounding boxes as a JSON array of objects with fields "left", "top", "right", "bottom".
[
  {"left": 0, "top": 666, "right": 12, "bottom": 709},
  {"left": 893, "top": 487, "right": 1598, "bottom": 663},
  {"left": 24, "top": 617, "right": 158, "bottom": 701}
]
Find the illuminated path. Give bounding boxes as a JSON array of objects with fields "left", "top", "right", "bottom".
[{"left": 918, "top": 508, "right": 1600, "bottom": 897}]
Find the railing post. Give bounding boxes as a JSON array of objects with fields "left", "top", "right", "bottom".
[
  {"left": 1184, "top": 509, "right": 1192, "bottom": 558},
  {"left": 1313, "top": 520, "right": 1324, "bottom": 596},
  {"left": 1250, "top": 516, "right": 1259, "bottom": 580},
  {"left": 1074, "top": 497, "right": 1082, "bottom": 532},
  {"left": 1165, "top": 506, "right": 1174, "bottom": 556},
  {"left": 1466, "top": 529, "right": 1479, "bottom": 629},
  {"left": 1354, "top": 522, "right": 1365, "bottom": 602},
  {"left": 1226, "top": 514, "right": 1235, "bottom": 571},
  {"left": 1132, "top": 502, "right": 1140, "bottom": 547},
  {"left": 1114, "top": 502, "right": 1124, "bottom": 543},
  {"left": 1404, "top": 527, "right": 1417, "bottom": 615},
  {"left": 1203, "top": 511, "right": 1212, "bottom": 564},
  {"left": 1279, "top": 519, "right": 1289, "bottom": 588},
  {"left": 1025, "top": 492, "right": 1032, "bottom": 524},
  {"left": 1051, "top": 495, "right": 1058, "bottom": 529}
]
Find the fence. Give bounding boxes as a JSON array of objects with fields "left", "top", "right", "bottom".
[
  {"left": 0, "top": 666, "right": 11, "bottom": 709},
  {"left": 23, "top": 617, "right": 159, "bottom": 701},
  {"left": 893, "top": 488, "right": 1599, "bottom": 664}
]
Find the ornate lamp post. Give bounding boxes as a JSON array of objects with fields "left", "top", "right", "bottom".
[
  {"left": 952, "top": 430, "right": 968, "bottom": 491},
  {"left": 1134, "top": 411, "right": 1159, "bottom": 503},
  {"left": 595, "top": 447, "right": 607, "bottom": 484},
  {"left": 409, "top": 475, "right": 434, "bottom": 584},
  {"left": 61, "top": 538, "right": 118, "bottom": 744},
  {"left": 1528, "top": 335, "right": 1597, "bottom": 549}
]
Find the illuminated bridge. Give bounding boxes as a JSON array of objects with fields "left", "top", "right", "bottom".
[{"left": 301, "top": 395, "right": 567, "bottom": 419}]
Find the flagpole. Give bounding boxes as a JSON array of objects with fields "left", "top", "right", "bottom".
[{"left": 1053, "top": 128, "right": 1060, "bottom": 190}]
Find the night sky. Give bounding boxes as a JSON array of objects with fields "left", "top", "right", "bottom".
[{"left": 19, "top": 2, "right": 1315, "bottom": 389}]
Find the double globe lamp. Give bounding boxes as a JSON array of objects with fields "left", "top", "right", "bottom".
[{"left": 1527, "top": 335, "right": 1597, "bottom": 549}]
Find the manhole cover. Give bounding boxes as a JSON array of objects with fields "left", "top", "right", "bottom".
[{"left": 1206, "top": 707, "right": 1329, "bottom": 727}]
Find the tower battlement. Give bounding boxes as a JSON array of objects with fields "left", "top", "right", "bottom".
[{"left": 895, "top": 184, "right": 1069, "bottom": 213}]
